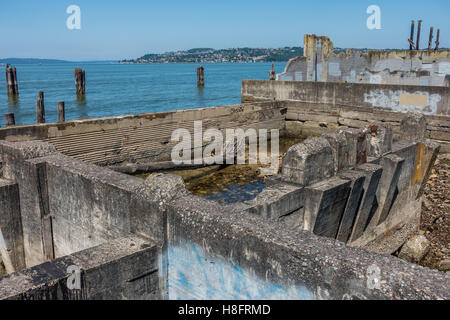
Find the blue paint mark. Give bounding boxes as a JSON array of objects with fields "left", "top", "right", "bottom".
[
  {"left": 167, "top": 243, "right": 316, "bottom": 300},
  {"left": 191, "top": 244, "right": 214, "bottom": 299},
  {"left": 232, "top": 264, "right": 251, "bottom": 299},
  {"left": 177, "top": 271, "right": 193, "bottom": 290}
]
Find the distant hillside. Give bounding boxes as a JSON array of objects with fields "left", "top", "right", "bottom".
[
  {"left": 122, "top": 47, "right": 304, "bottom": 63},
  {"left": 0, "top": 58, "right": 70, "bottom": 65},
  {"left": 0, "top": 58, "right": 117, "bottom": 65}
]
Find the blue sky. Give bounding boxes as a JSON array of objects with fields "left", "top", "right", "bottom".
[{"left": 1, "top": 0, "right": 449, "bottom": 60}]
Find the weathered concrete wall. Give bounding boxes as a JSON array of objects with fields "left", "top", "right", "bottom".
[
  {"left": 166, "top": 192, "right": 449, "bottom": 300},
  {"left": 242, "top": 80, "right": 450, "bottom": 115},
  {"left": 0, "top": 179, "right": 25, "bottom": 271},
  {"left": 0, "top": 102, "right": 286, "bottom": 166},
  {"left": 242, "top": 80, "right": 450, "bottom": 153},
  {"left": 0, "top": 141, "right": 168, "bottom": 268},
  {"left": 0, "top": 139, "right": 448, "bottom": 300},
  {"left": 231, "top": 118, "right": 439, "bottom": 255},
  {"left": 0, "top": 236, "right": 161, "bottom": 300},
  {"left": 277, "top": 34, "right": 450, "bottom": 87},
  {"left": 0, "top": 141, "right": 60, "bottom": 267}
]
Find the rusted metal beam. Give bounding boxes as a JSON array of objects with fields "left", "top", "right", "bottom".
[
  {"left": 269, "top": 63, "right": 276, "bottom": 80},
  {"left": 435, "top": 29, "right": 440, "bottom": 50},
  {"left": 428, "top": 27, "right": 434, "bottom": 51},
  {"left": 416, "top": 20, "right": 422, "bottom": 50},
  {"left": 409, "top": 20, "right": 415, "bottom": 50}
]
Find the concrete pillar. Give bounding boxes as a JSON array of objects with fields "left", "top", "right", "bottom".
[
  {"left": 322, "top": 131, "right": 354, "bottom": 173},
  {"left": 400, "top": 111, "right": 426, "bottom": 141},
  {"left": 343, "top": 128, "right": 370, "bottom": 166},
  {"left": 281, "top": 137, "right": 334, "bottom": 186}
]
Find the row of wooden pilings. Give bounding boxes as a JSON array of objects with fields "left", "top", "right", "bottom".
[
  {"left": 6, "top": 64, "right": 274, "bottom": 95},
  {"left": 3, "top": 91, "right": 66, "bottom": 127},
  {"left": 4, "top": 66, "right": 86, "bottom": 97},
  {"left": 3, "top": 65, "right": 276, "bottom": 127},
  {"left": 3, "top": 66, "right": 84, "bottom": 127}
]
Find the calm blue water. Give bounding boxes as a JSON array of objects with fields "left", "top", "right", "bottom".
[{"left": 0, "top": 62, "right": 285, "bottom": 127}]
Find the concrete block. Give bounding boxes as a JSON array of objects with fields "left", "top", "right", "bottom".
[
  {"left": 281, "top": 137, "right": 334, "bottom": 186},
  {"left": 241, "top": 181, "right": 304, "bottom": 229},
  {"left": 367, "top": 123, "right": 393, "bottom": 157},
  {"left": 400, "top": 111, "right": 427, "bottom": 141},
  {"left": 0, "top": 236, "right": 160, "bottom": 300},
  {"left": 336, "top": 170, "right": 366, "bottom": 242},
  {"left": 349, "top": 163, "right": 383, "bottom": 242},
  {"left": 322, "top": 131, "right": 354, "bottom": 173},
  {"left": 304, "top": 177, "right": 351, "bottom": 238},
  {"left": 367, "top": 154, "right": 404, "bottom": 230}
]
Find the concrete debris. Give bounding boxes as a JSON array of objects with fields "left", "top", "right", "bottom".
[{"left": 399, "top": 235, "right": 431, "bottom": 263}]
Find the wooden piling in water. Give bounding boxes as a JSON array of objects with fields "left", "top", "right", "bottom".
[
  {"left": 5, "top": 65, "right": 19, "bottom": 96},
  {"left": 197, "top": 66, "right": 204, "bottom": 88},
  {"left": 4, "top": 113, "right": 15, "bottom": 126},
  {"left": 57, "top": 102, "right": 65, "bottom": 122},
  {"left": 74, "top": 68, "right": 86, "bottom": 95},
  {"left": 36, "top": 91, "right": 45, "bottom": 124}
]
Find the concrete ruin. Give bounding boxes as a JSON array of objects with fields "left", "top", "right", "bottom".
[
  {"left": 0, "top": 84, "right": 449, "bottom": 299},
  {"left": 277, "top": 34, "right": 450, "bottom": 86}
]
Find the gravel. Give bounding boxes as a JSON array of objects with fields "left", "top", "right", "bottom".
[{"left": 419, "top": 154, "right": 450, "bottom": 271}]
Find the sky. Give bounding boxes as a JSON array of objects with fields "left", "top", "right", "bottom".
[{"left": 0, "top": 0, "right": 449, "bottom": 61}]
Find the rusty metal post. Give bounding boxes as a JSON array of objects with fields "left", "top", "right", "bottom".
[
  {"left": 416, "top": 20, "right": 422, "bottom": 50},
  {"left": 428, "top": 27, "right": 434, "bottom": 51},
  {"left": 435, "top": 29, "right": 440, "bottom": 50},
  {"left": 409, "top": 20, "right": 415, "bottom": 50},
  {"left": 269, "top": 63, "right": 276, "bottom": 80}
]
